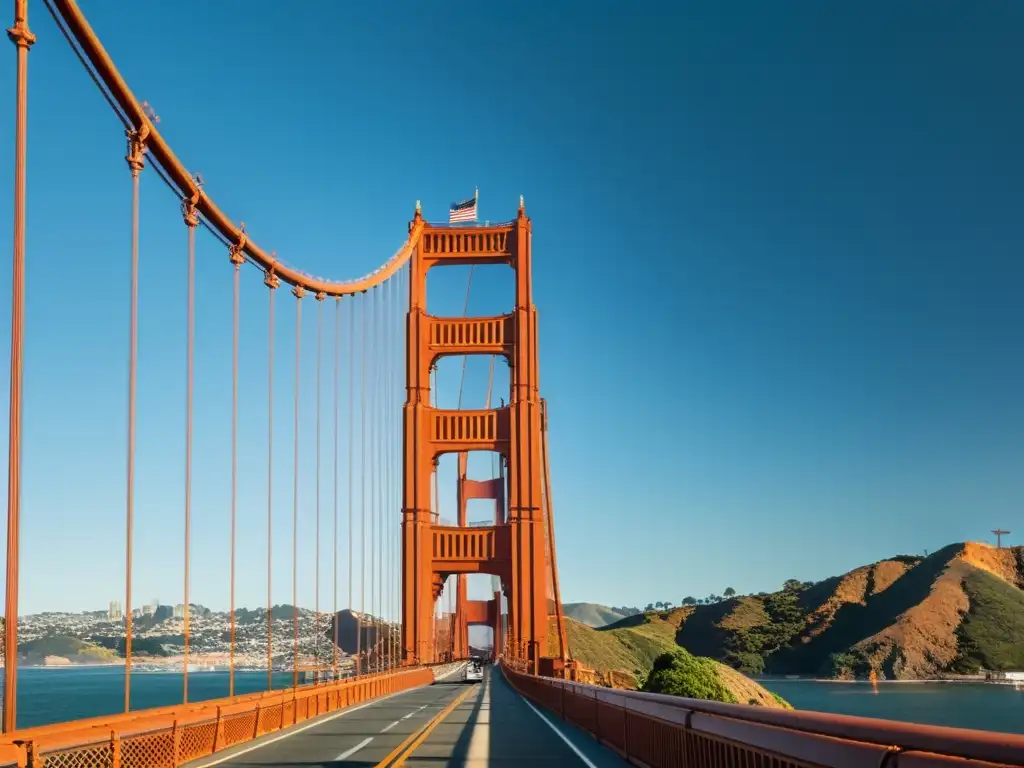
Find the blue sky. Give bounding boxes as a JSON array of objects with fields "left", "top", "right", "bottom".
[{"left": 0, "top": 1, "right": 1022, "bottom": 616}]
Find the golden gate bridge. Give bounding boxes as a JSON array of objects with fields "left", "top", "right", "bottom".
[{"left": 0, "top": 1, "right": 1021, "bottom": 765}]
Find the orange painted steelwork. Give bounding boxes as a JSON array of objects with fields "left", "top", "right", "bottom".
[
  {"left": 452, "top": 451, "right": 505, "bottom": 659},
  {"left": 3, "top": 0, "right": 35, "bottom": 736},
  {"left": 0, "top": 668, "right": 434, "bottom": 768},
  {"left": 503, "top": 666, "right": 1024, "bottom": 768},
  {"left": 402, "top": 203, "right": 555, "bottom": 674}
]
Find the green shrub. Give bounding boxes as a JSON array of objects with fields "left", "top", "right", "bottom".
[{"left": 640, "top": 649, "right": 737, "bottom": 703}]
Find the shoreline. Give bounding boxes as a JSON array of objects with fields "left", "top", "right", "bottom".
[{"left": 758, "top": 677, "right": 991, "bottom": 685}]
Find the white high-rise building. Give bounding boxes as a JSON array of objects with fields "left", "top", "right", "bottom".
[{"left": 108, "top": 600, "right": 123, "bottom": 621}]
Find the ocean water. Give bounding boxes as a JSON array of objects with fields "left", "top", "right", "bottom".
[
  {"left": 5, "top": 667, "right": 298, "bottom": 730},
  {"left": 4, "top": 668, "right": 1024, "bottom": 736},
  {"left": 759, "top": 679, "right": 1024, "bottom": 735}
]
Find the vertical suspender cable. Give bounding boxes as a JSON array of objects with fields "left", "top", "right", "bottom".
[
  {"left": 374, "top": 285, "right": 383, "bottom": 671},
  {"left": 367, "top": 287, "right": 376, "bottom": 673},
  {"left": 332, "top": 298, "right": 340, "bottom": 679},
  {"left": 123, "top": 125, "right": 146, "bottom": 715},
  {"left": 396, "top": 267, "right": 404, "bottom": 667},
  {"left": 359, "top": 291, "right": 367, "bottom": 676},
  {"left": 374, "top": 285, "right": 382, "bottom": 672},
  {"left": 266, "top": 274, "right": 278, "bottom": 690},
  {"left": 398, "top": 270, "right": 403, "bottom": 667},
  {"left": 390, "top": 273, "right": 399, "bottom": 669},
  {"left": 292, "top": 289, "right": 303, "bottom": 688},
  {"left": 541, "top": 427, "right": 568, "bottom": 663},
  {"left": 390, "top": 272, "right": 396, "bottom": 668},
  {"left": 379, "top": 280, "right": 387, "bottom": 670},
  {"left": 348, "top": 298, "right": 356, "bottom": 676},
  {"left": 3, "top": 0, "right": 33, "bottom": 732},
  {"left": 456, "top": 267, "right": 475, "bottom": 410},
  {"left": 381, "top": 278, "right": 388, "bottom": 671},
  {"left": 229, "top": 247, "right": 242, "bottom": 697},
  {"left": 315, "top": 295, "right": 323, "bottom": 678},
  {"left": 384, "top": 275, "right": 393, "bottom": 670},
  {"left": 182, "top": 202, "right": 196, "bottom": 704}
]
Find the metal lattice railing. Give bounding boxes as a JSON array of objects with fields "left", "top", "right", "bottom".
[
  {"left": 0, "top": 667, "right": 435, "bottom": 768},
  {"left": 501, "top": 664, "right": 1024, "bottom": 768}
]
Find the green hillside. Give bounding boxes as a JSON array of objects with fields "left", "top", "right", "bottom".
[
  {"left": 953, "top": 568, "right": 1024, "bottom": 672},
  {"left": 563, "top": 603, "right": 635, "bottom": 628},
  {"left": 565, "top": 614, "right": 790, "bottom": 707},
  {"left": 566, "top": 612, "right": 681, "bottom": 682}
]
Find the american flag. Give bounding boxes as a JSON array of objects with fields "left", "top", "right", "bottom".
[{"left": 449, "top": 193, "right": 477, "bottom": 223}]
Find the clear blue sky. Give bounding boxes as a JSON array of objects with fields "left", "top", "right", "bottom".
[{"left": 0, "top": 1, "right": 1022, "bottom": 616}]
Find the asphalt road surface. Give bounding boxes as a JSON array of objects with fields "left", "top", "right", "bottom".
[{"left": 185, "top": 666, "right": 629, "bottom": 767}]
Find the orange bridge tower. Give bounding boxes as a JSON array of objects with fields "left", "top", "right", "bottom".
[{"left": 401, "top": 199, "right": 557, "bottom": 673}]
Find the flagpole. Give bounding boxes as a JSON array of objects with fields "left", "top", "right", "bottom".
[{"left": 474, "top": 187, "right": 479, "bottom": 223}]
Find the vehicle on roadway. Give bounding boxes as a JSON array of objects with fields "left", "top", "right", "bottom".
[{"left": 465, "top": 660, "right": 483, "bottom": 682}]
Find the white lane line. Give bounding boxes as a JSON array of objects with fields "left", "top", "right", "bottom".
[
  {"left": 380, "top": 720, "right": 400, "bottom": 733},
  {"left": 520, "top": 695, "right": 599, "bottom": 768},
  {"left": 401, "top": 703, "right": 429, "bottom": 720},
  {"left": 335, "top": 736, "right": 374, "bottom": 761},
  {"left": 187, "top": 687, "right": 419, "bottom": 768}
]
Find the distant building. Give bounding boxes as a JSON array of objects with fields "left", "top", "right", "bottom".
[
  {"left": 142, "top": 603, "right": 155, "bottom": 617},
  {"left": 108, "top": 600, "right": 122, "bottom": 621},
  {"left": 173, "top": 604, "right": 185, "bottom": 619}
]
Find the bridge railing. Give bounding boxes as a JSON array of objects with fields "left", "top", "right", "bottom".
[
  {"left": 501, "top": 666, "right": 1024, "bottom": 768},
  {"left": 0, "top": 667, "right": 434, "bottom": 768}
]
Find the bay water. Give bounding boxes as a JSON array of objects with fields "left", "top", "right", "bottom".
[
  {"left": 4, "top": 668, "right": 1024, "bottom": 737},
  {"left": 760, "top": 678, "right": 1024, "bottom": 735}
]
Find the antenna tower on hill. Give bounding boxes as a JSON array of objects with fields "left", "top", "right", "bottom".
[{"left": 992, "top": 529, "right": 1010, "bottom": 549}]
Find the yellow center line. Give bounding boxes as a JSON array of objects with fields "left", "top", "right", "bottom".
[{"left": 374, "top": 684, "right": 476, "bottom": 767}]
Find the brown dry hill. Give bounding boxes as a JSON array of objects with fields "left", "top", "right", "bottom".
[{"left": 674, "top": 542, "right": 1024, "bottom": 680}]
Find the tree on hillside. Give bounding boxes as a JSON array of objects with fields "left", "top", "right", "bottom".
[
  {"left": 723, "top": 587, "right": 736, "bottom": 598},
  {"left": 644, "top": 603, "right": 655, "bottom": 612},
  {"left": 682, "top": 596, "right": 697, "bottom": 605},
  {"left": 782, "top": 579, "right": 803, "bottom": 592},
  {"left": 641, "top": 650, "right": 737, "bottom": 703}
]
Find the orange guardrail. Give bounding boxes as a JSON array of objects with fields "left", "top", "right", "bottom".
[
  {"left": 0, "top": 666, "right": 434, "bottom": 767},
  {"left": 501, "top": 665, "right": 1024, "bottom": 768}
]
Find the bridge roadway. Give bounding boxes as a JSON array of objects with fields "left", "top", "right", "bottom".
[{"left": 184, "top": 664, "right": 628, "bottom": 767}]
